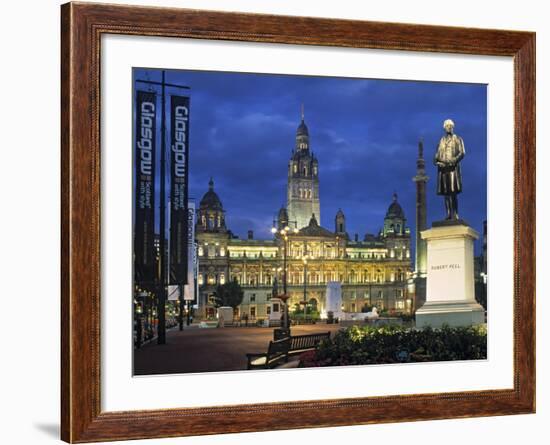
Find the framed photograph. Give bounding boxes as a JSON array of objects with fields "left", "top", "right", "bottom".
[{"left": 61, "top": 2, "right": 535, "bottom": 442}]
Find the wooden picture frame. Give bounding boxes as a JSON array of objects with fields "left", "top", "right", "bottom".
[{"left": 61, "top": 2, "right": 535, "bottom": 442}]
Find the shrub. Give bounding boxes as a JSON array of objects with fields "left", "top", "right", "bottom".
[{"left": 302, "top": 324, "right": 487, "bottom": 367}]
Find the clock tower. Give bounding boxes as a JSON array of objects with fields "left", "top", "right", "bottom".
[{"left": 287, "top": 106, "right": 320, "bottom": 230}]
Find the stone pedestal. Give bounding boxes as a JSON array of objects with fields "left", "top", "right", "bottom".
[{"left": 415, "top": 222, "right": 485, "bottom": 328}]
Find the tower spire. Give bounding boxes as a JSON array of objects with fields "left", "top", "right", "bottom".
[{"left": 301, "top": 103, "right": 304, "bottom": 121}]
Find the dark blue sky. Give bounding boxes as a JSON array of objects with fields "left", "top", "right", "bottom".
[{"left": 134, "top": 68, "right": 487, "bottom": 253}]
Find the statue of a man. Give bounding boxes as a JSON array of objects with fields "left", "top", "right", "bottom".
[{"left": 434, "top": 119, "right": 465, "bottom": 220}]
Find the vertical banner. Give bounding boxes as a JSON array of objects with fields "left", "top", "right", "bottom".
[
  {"left": 185, "top": 202, "right": 196, "bottom": 302},
  {"left": 134, "top": 90, "right": 157, "bottom": 283},
  {"left": 169, "top": 95, "right": 190, "bottom": 284}
]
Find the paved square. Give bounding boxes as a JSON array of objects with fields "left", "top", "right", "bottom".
[{"left": 134, "top": 324, "right": 342, "bottom": 375}]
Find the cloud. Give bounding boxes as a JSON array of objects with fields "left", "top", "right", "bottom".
[{"left": 137, "top": 68, "right": 487, "bottom": 253}]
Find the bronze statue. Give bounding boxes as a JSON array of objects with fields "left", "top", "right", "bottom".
[{"left": 434, "top": 119, "right": 465, "bottom": 220}]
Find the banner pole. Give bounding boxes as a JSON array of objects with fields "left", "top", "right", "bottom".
[
  {"left": 135, "top": 72, "right": 190, "bottom": 344},
  {"left": 179, "top": 284, "right": 184, "bottom": 331},
  {"left": 157, "top": 70, "right": 167, "bottom": 345}
]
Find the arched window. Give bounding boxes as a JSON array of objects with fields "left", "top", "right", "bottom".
[
  {"left": 309, "top": 298, "right": 318, "bottom": 311},
  {"left": 396, "top": 224, "right": 401, "bottom": 233},
  {"left": 293, "top": 164, "right": 298, "bottom": 173}
]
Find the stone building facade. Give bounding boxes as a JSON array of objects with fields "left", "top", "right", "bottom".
[{"left": 196, "top": 113, "right": 412, "bottom": 320}]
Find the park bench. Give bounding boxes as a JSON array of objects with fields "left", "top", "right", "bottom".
[
  {"left": 288, "top": 332, "right": 331, "bottom": 356},
  {"left": 246, "top": 332, "right": 331, "bottom": 369},
  {"left": 246, "top": 337, "right": 291, "bottom": 370}
]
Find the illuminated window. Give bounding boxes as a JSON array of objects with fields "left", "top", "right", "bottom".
[
  {"left": 198, "top": 246, "right": 204, "bottom": 256},
  {"left": 198, "top": 274, "right": 204, "bottom": 285},
  {"left": 219, "top": 247, "right": 225, "bottom": 257},
  {"left": 219, "top": 273, "right": 225, "bottom": 285}
]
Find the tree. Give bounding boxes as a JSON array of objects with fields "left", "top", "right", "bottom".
[{"left": 212, "top": 278, "right": 244, "bottom": 309}]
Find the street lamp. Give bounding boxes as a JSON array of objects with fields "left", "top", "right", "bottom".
[
  {"left": 135, "top": 289, "right": 148, "bottom": 348},
  {"left": 270, "top": 221, "right": 298, "bottom": 333},
  {"left": 302, "top": 253, "right": 310, "bottom": 322}
]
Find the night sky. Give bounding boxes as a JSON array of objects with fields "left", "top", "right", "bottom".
[{"left": 134, "top": 68, "right": 487, "bottom": 254}]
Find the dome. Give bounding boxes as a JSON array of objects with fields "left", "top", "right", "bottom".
[
  {"left": 386, "top": 193, "right": 405, "bottom": 219},
  {"left": 199, "top": 178, "right": 223, "bottom": 211}
]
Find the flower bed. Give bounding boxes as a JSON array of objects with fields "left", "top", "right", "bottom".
[{"left": 299, "top": 324, "right": 487, "bottom": 367}]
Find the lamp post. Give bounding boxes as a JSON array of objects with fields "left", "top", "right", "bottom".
[
  {"left": 134, "top": 290, "right": 147, "bottom": 349},
  {"left": 271, "top": 223, "right": 298, "bottom": 332},
  {"left": 302, "top": 253, "right": 310, "bottom": 322}
]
